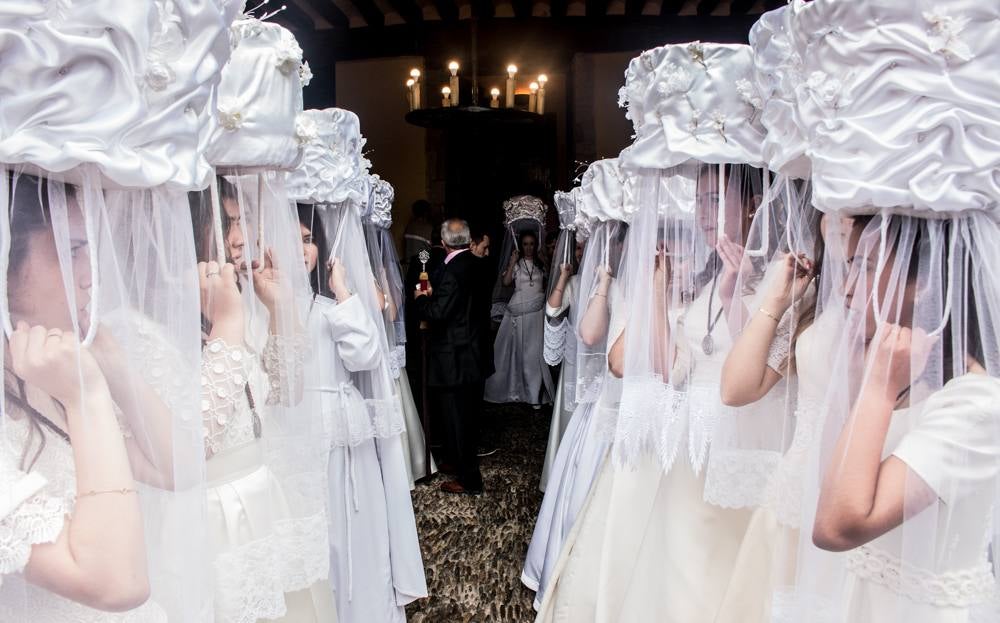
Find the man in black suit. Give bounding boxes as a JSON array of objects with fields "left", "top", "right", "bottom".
[{"left": 414, "top": 219, "right": 486, "bottom": 494}]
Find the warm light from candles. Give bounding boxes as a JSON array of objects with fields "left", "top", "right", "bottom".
[
  {"left": 491, "top": 87, "right": 501, "bottom": 97},
  {"left": 507, "top": 64, "right": 518, "bottom": 78},
  {"left": 441, "top": 86, "right": 452, "bottom": 107},
  {"left": 528, "top": 81, "right": 539, "bottom": 112},
  {"left": 406, "top": 78, "right": 416, "bottom": 111},
  {"left": 406, "top": 78, "right": 415, "bottom": 88},
  {"left": 410, "top": 68, "right": 421, "bottom": 79},
  {"left": 537, "top": 75, "right": 548, "bottom": 115},
  {"left": 448, "top": 61, "right": 460, "bottom": 76},
  {"left": 538, "top": 74, "right": 548, "bottom": 85},
  {"left": 529, "top": 82, "right": 539, "bottom": 93}
]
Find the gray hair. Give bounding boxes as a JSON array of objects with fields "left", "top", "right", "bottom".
[{"left": 441, "top": 218, "right": 471, "bottom": 248}]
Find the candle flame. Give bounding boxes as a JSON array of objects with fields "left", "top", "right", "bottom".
[
  {"left": 406, "top": 78, "right": 415, "bottom": 87},
  {"left": 410, "top": 68, "right": 421, "bottom": 79},
  {"left": 538, "top": 74, "right": 548, "bottom": 84},
  {"left": 448, "top": 61, "right": 460, "bottom": 71},
  {"left": 529, "top": 81, "right": 539, "bottom": 93},
  {"left": 490, "top": 87, "right": 501, "bottom": 97},
  {"left": 442, "top": 86, "right": 452, "bottom": 94},
  {"left": 507, "top": 64, "right": 518, "bottom": 76}
]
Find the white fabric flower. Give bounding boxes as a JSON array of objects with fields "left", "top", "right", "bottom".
[
  {"left": 806, "top": 71, "right": 842, "bottom": 107},
  {"left": 144, "top": 62, "right": 175, "bottom": 92},
  {"left": 274, "top": 34, "right": 303, "bottom": 75},
  {"left": 712, "top": 111, "right": 727, "bottom": 138},
  {"left": 218, "top": 100, "right": 244, "bottom": 131},
  {"left": 655, "top": 63, "right": 691, "bottom": 97},
  {"left": 687, "top": 109, "right": 702, "bottom": 134},
  {"left": 298, "top": 61, "right": 313, "bottom": 86},
  {"left": 687, "top": 42, "right": 707, "bottom": 68},
  {"left": 641, "top": 50, "right": 656, "bottom": 71},
  {"left": 923, "top": 10, "right": 973, "bottom": 61},
  {"left": 617, "top": 86, "right": 629, "bottom": 109},
  {"left": 735, "top": 78, "right": 763, "bottom": 109},
  {"left": 295, "top": 115, "right": 319, "bottom": 146}
]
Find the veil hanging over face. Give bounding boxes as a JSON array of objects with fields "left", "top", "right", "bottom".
[
  {"left": 361, "top": 175, "right": 408, "bottom": 380},
  {"left": 773, "top": 1, "right": 1000, "bottom": 620},
  {"left": 2, "top": 168, "right": 211, "bottom": 621}
]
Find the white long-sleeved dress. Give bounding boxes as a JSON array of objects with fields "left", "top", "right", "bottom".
[
  {"left": 306, "top": 295, "right": 426, "bottom": 623},
  {"left": 540, "top": 275, "right": 579, "bottom": 491}
]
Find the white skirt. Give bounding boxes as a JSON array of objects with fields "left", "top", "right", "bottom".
[{"left": 207, "top": 440, "right": 335, "bottom": 623}]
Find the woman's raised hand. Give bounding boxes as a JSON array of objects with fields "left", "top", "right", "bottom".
[
  {"left": 559, "top": 262, "right": 573, "bottom": 282},
  {"left": 716, "top": 234, "right": 751, "bottom": 298},
  {"left": 866, "top": 324, "right": 937, "bottom": 401},
  {"left": 764, "top": 252, "right": 815, "bottom": 314},
  {"left": 199, "top": 261, "right": 244, "bottom": 338},
  {"left": 327, "top": 257, "right": 352, "bottom": 301},
  {"left": 250, "top": 247, "right": 292, "bottom": 313},
  {"left": 9, "top": 321, "right": 105, "bottom": 408}
]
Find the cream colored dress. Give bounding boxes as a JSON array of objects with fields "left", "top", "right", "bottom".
[
  {"left": 836, "top": 374, "right": 1000, "bottom": 623},
  {"left": 715, "top": 314, "right": 830, "bottom": 623},
  {"left": 537, "top": 281, "right": 756, "bottom": 623}
]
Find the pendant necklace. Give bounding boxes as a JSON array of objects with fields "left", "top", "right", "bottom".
[
  {"left": 522, "top": 259, "right": 536, "bottom": 287},
  {"left": 702, "top": 264, "right": 725, "bottom": 356}
]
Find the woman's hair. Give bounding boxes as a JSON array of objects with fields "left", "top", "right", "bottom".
[
  {"left": 296, "top": 203, "right": 331, "bottom": 297},
  {"left": 847, "top": 214, "right": 983, "bottom": 383},
  {"left": 4, "top": 173, "right": 76, "bottom": 470},
  {"left": 187, "top": 177, "right": 242, "bottom": 264}
]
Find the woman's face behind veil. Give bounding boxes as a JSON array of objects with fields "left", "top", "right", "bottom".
[
  {"left": 8, "top": 190, "right": 92, "bottom": 337},
  {"left": 844, "top": 218, "right": 918, "bottom": 342}
]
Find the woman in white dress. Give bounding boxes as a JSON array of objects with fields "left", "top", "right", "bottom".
[
  {"left": 192, "top": 179, "right": 336, "bottom": 623},
  {"left": 0, "top": 167, "right": 217, "bottom": 621},
  {"left": 754, "top": 3, "right": 1000, "bottom": 621},
  {"left": 361, "top": 175, "right": 435, "bottom": 485},
  {"left": 486, "top": 212, "right": 555, "bottom": 407},
  {"left": 287, "top": 107, "right": 426, "bottom": 623},
  {"left": 522, "top": 159, "right": 632, "bottom": 609},
  {"left": 537, "top": 44, "right": 770, "bottom": 623},
  {"left": 539, "top": 189, "right": 586, "bottom": 490}
]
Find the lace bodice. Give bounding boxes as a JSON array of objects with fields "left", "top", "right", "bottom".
[
  {"left": 202, "top": 334, "right": 302, "bottom": 458},
  {"left": 0, "top": 415, "right": 166, "bottom": 622}
]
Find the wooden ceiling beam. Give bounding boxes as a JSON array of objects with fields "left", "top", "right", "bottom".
[
  {"left": 296, "top": 0, "right": 350, "bottom": 28},
  {"left": 660, "top": 0, "right": 684, "bottom": 15},
  {"left": 695, "top": 0, "right": 720, "bottom": 16},
  {"left": 350, "top": 0, "right": 387, "bottom": 26}
]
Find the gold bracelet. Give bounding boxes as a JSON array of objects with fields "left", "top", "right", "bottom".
[
  {"left": 759, "top": 307, "right": 781, "bottom": 323},
  {"left": 78, "top": 487, "right": 138, "bottom": 498}
]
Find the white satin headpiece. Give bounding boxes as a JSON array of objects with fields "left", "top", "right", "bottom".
[
  {"left": 750, "top": 2, "right": 812, "bottom": 179},
  {"left": 206, "top": 12, "right": 307, "bottom": 171},
  {"left": 618, "top": 42, "right": 766, "bottom": 171},
  {"left": 579, "top": 158, "right": 633, "bottom": 224},
  {"left": 503, "top": 195, "right": 547, "bottom": 227},
  {"left": 286, "top": 108, "right": 370, "bottom": 205},
  {"left": 791, "top": 0, "right": 1000, "bottom": 217},
  {"left": 0, "top": 0, "right": 239, "bottom": 190},
  {"left": 554, "top": 190, "right": 577, "bottom": 232},
  {"left": 364, "top": 174, "right": 394, "bottom": 230}
]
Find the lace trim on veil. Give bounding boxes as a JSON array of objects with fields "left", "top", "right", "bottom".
[{"left": 213, "top": 513, "right": 329, "bottom": 623}]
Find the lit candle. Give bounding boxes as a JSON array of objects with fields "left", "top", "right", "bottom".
[
  {"left": 442, "top": 86, "right": 452, "bottom": 107},
  {"left": 506, "top": 64, "right": 517, "bottom": 108},
  {"left": 406, "top": 78, "right": 415, "bottom": 110},
  {"left": 490, "top": 87, "right": 501, "bottom": 108},
  {"left": 528, "top": 81, "right": 539, "bottom": 113},
  {"left": 537, "top": 74, "right": 548, "bottom": 115},
  {"left": 410, "top": 68, "right": 421, "bottom": 109},
  {"left": 448, "top": 60, "right": 460, "bottom": 106}
]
